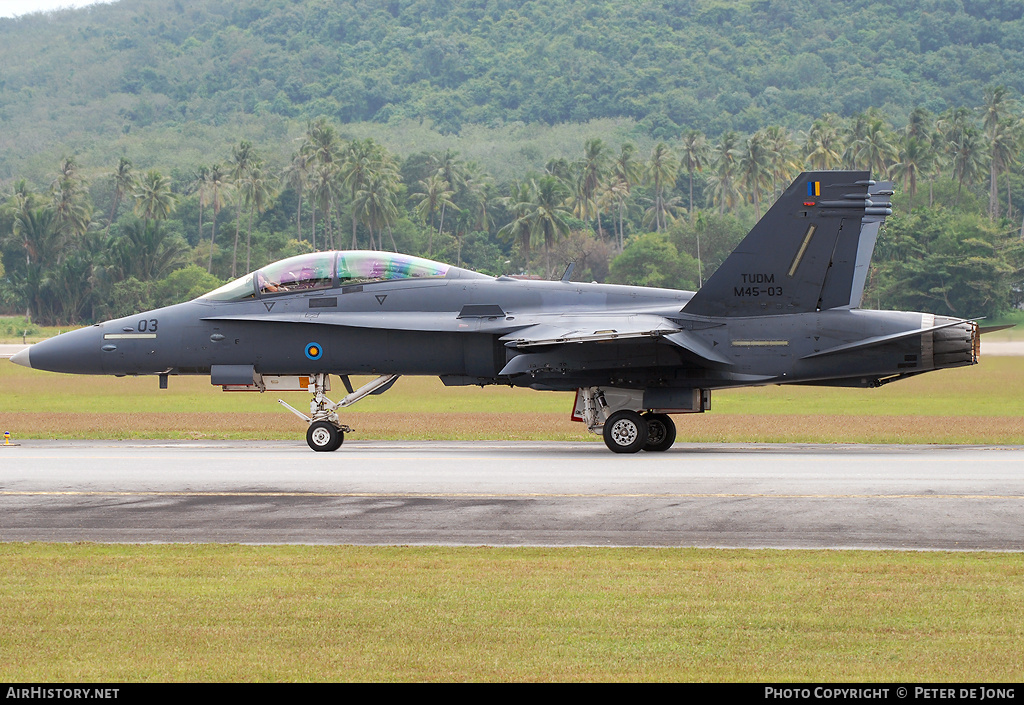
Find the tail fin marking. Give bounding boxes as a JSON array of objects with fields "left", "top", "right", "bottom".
[{"left": 683, "top": 171, "right": 892, "bottom": 317}]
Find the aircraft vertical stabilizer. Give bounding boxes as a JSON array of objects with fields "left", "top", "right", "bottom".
[{"left": 683, "top": 171, "right": 892, "bottom": 317}]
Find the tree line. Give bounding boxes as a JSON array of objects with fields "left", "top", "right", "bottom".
[
  {"left": 6, "top": 0, "right": 1024, "bottom": 172},
  {"left": 3, "top": 98, "right": 1024, "bottom": 325}
]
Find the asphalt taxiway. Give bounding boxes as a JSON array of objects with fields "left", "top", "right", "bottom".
[{"left": 2, "top": 440, "right": 1022, "bottom": 550}]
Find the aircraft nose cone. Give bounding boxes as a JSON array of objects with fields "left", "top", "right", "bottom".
[
  {"left": 16, "top": 327, "right": 106, "bottom": 374},
  {"left": 9, "top": 346, "right": 31, "bottom": 368}
]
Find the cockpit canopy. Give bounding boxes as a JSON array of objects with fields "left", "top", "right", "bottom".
[{"left": 201, "top": 251, "right": 453, "bottom": 302}]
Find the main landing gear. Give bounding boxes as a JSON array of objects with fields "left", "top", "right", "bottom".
[
  {"left": 575, "top": 387, "right": 680, "bottom": 454},
  {"left": 278, "top": 373, "right": 398, "bottom": 452},
  {"left": 600, "top": 410, "right": 678, "bottom": 454}
]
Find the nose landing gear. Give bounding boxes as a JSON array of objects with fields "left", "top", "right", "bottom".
[{"left": 277, "top": 373, "right": 398, "bottom": 451}]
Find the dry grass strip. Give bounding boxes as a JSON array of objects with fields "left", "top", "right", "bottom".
[{"left": 2, "top": 411, "right": 1022, "bottom": 444}]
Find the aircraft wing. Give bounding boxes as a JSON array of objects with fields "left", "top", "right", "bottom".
[
  {"left": 499, "top": 315, "right": 734, "bottom": 367},
  {"left": 499, "top": 314, "right": 679, "bottom": 347}
]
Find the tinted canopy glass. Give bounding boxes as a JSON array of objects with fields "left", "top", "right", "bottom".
[
  {"left": 338, "top": 251, "right": 449, "bottom": 284},
  {"left": 200, "top": 251, "right": 452, "bottom": 302},
  {"left": 258, "top": 252, "right": 335, "bottom": 295}
]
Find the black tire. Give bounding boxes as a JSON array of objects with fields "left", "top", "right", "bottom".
[
  {"left": 602, "top": 410, "right": 648, "bottom": 454},
  {"left": 307, "top": 421, "right": 343, "bottom": 452},
  {"left": 642, "top": 413, "right": 676, "bottom": 452}
]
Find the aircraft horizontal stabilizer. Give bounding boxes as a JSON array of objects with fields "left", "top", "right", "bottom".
[
  {"left": 801, "top": 318, "right": 975, "bottom": 359},
  {"left": 662, "top": 331, "right": 734, "bottom": 366}
]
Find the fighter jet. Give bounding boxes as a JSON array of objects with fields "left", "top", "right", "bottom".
[{"left": 11, "top": 171, "right": 980, "bottom": 453}]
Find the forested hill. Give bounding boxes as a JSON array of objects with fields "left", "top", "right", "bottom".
[{"left": 3, "top": 0, "right": 1024, "bottom": 179}]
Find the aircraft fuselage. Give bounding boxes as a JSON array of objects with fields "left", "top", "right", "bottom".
[{"left": 20, "top": 275, "right": 974, "bottom": 393}]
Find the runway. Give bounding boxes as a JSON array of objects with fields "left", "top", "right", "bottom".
[{"left": 2, "top": 440, "right": 1022, "bottom": 550}]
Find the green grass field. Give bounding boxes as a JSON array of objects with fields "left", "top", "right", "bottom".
[{"left": 1, "top": 544, "right": 1021, "bottom": 682}]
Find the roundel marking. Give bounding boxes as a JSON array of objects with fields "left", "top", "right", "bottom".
[{"left": 305, "top": 342, "right": 324, "bottom": 360}]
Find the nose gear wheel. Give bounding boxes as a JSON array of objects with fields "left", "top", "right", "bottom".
[{"left": 307, "top": 421, "right": 343, "bottom": 452}]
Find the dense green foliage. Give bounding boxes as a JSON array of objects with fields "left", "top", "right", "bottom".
[
  {"left": 2, "top": 0, "right": 1024, "bottom": 325},
  {"left": 5, "top": 0, "right": 1024, "bottom": 163}
]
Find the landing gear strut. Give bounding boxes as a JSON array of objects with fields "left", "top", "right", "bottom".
[{"left": 278, "top": 373, "right": 398, "bottom": 452}]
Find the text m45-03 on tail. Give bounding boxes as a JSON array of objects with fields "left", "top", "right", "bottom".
[{"left": 734, "top": 286, "right": 783, "bottom": 297}]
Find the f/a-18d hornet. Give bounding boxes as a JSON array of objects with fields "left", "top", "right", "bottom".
[{"left": 12, "top": 171, "right": 984, "bottom": 453}]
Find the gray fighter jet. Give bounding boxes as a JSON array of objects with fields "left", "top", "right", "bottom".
[{"left": 11, "top": 171, "right": 981, "bottom": 453}]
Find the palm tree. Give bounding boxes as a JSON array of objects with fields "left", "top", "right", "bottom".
[
  {"left": 497, "top": 179, "right": 536, "bottom": 262},
  {"left": 1, "top": 186, "right": 51, "bottom": 321},
  {"left": 679, "top": 129, "right": 709, "bottom": 221},
  {"left": 107, "top": 218, "right": 189, "bottom": 282},
  {"left": 433, "top": 148, "right": 467, "bottom": 194},
  {"left": 981, "top": 86, "right": 1017, "bottom": 219},
  {"left": 309, "top": 161, "right": 340, "bottom": 251},
  {"left": 803, "top": 114, "right": 843, "bottom": 170},
  {"left": 303, "top": 118, "right": 339, "bottom": 166},
  {"left": 645, "top": 143, "right": 679, "bottom": 231},
  {"left": 574, "top": 138, "right": 609, "bottom": 239},
  {"left": 205, "top": 164, "right": 231, "bottom": 273},
  {"left": 340, "top": 138, "right": 387, "bottom": 249},
  {"left": 763, "top": 125, "right": 799, "bottom": 199},
  {"left": 708, "top": 131, "right": 741, "bottom": 215},
  {"left": 50, "top": 157, "right": 91, "bottom": 238},
  {"left": 132, "top": 170, "right": 177, "bottom": 224},
  {"left": 430, "top": 148, "right": 466, "bottom": 247},
  {"left": 228, "top": 141, "right": 255, "bottom": 276},
  {"left": 239, "top": 161, "right": 275, "bottom": 271},
  {"left": 413, "top": 173, "right": 455, "bottom": 255},
  {"left": 990, "top": 118, "right": 1023, "bottom": 219},
  {"left": 598, "top": 174, "right": 631, "bottom": 251},
  {"left": 354, "top": 168, "right": 400, "bottom": 251},
  {"left": 905, "top": 107, "right": 933, "bottom": 141},
  {"left": 841, "top": 111, "right": 878, "bottom": 169},
  {"left": 949, "top": 125, "right": 987, "bottom": 207},
  {"left": 936, "top": 105, "right": 974, "bottom": 175},
  {"left": 301, "top": 117, "right": 341, "bottom": 249},
  {"left": 526, "top": 175, "right": 572, "bottom": 277},
  {"left": 739, "top": 130, "right": 773, "bottom": 219},
  {"left": 106, "top": 157, "right": 134, "bottom": 234},
  {"left": 891, "top": 136, "right": 932, "bottom": 212},
  {"left": 460, "top": 161, "right": 494, "bottom": 234},
  {"left": 282, "top": 152, "right": 312, "bottom": 243},
  {"left": 545, "top": 157, "right": 572, "bottom": 182},
  {"left": 642, "top": 192, "right": 684, "bottom": 232},
  {"left": 981, "top": 85, "right": 1011, "bottom": 138},
  {"left": 189, "top": 166, "right": 210, "bottom": 254},
  {"left": 608, "top": 143, "right": 641, "bottom": 249},
  {"left": 851, "top": 118, "right": 898, "bottom": 178}
]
